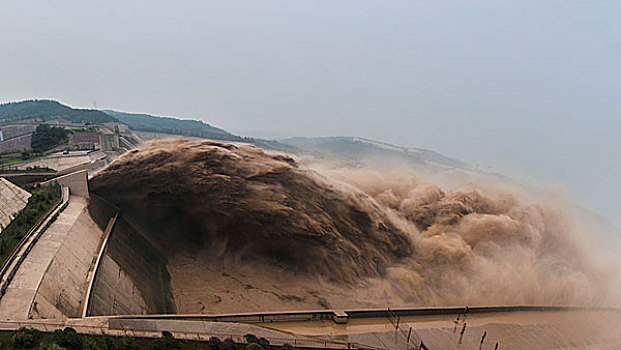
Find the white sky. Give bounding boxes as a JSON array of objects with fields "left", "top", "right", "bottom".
[{"left": 1, "top": 0, "right": 620, "bottom": 226}]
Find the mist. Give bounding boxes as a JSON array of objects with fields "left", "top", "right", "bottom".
[
  {"left": 320, "top": 166, "right": 620, "bottom": 306},
  {"left": 91, "top": 139, "right": 621, "bottom": 309}
]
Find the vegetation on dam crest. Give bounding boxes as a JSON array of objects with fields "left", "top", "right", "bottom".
[
  {"left": 0, "top": 328, "right": 281, "bottom": 350},
  {"left": 0, "top": 183, "right": 61, "bottom": 267}
]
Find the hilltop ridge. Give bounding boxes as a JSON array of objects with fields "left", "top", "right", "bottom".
[
  {"left": 0, "top": 100, "right": 116, "bottom": 124},
  {"left": 102, "top": 110, "right": 239, "bottom": 141},
  {"left": 1, "top": 100, "right": 470, "bottom": 171}
]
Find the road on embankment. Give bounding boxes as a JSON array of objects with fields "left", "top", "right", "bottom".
[{"left": 0, "top": 189, "right": 80, "bottom": 320}]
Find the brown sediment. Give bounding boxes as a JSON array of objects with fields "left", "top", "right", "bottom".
[
  {"left": 90, "top": 138, "right": 412, "bottom": 282},
  {"left": 89, "top": 139, "right": 619, "bottom": 313}
]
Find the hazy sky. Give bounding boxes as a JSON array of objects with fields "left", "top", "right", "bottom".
[{"left": 1, "top": 1, "right": 620, "bottom": 226}]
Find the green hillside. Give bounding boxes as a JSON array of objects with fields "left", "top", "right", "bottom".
[
  {"left": 102, "top": 110, "right": 293, "bottom": 151},
  {"left": 102, "top": 110, "right": 241, "bottom": 141},
  {"left": 0, "top": 100, "right": 116, "bottom": 123}
]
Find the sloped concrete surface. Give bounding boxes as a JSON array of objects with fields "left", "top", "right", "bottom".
[
  {"left": 0, "top": 177, "right": 30, "bottom": 231},
  {"left": 30, "top": 197, "right": 108, "bottom": 318},
  {"left": 88, "top": 217, "right": 176, "bottom": 316},
  {"left": 0, "top": 196, "right": 88, "bottom": 320}
]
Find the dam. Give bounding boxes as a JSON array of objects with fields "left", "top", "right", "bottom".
[
  {"left": 87, "top": 213, "right": 176, "bottom": 316},
  {"left": 0, "top": 170, "right": 178, "bottom": 319},
  {"left": 1, "top": 152, "right": 620, "bottom": 349}
]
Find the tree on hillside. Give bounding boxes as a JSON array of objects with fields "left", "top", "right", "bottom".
[{"left": 31, "top": 124, "right": 69, "bottom": 152}]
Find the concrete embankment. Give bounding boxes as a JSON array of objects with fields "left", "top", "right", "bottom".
[
  {"left": 0, "top": 177, "right": 30, "bottom": 231},
  {"left": 29, "top": 195, "right": 116, "bottom": 318},
  {"left": 0, "top": 190, "right": 72, "bottom": 320},
  {"left": 87, "top": 215, "right": 176, "bottom": 316},
  {"left": 1, "top": 170, "right": 174, "bottom": 319},
  {"left": 0, "top": 173, "right": 121, "bottom": 320}
]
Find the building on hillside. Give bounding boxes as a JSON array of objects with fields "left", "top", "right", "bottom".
[
  {"left": 0, "top": 134, "right": 31, "bottom": 153},
  {"left": 115, "top": 123, "right": 128, "bottom": 133},
  {"left": 100, "top": 133, "right": 120, "bottom": 151},
  {"left": 70, "top": 132, "right": 100, "bottom": 150},
  {"left": 69, "top": 130, "right": 120, "bottom": 151},
  {"left": 0, "top": 124, "right": 37, "bottom": 140}
]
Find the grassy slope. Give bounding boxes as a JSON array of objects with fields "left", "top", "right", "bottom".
[{"left": 0, "top": 184, "right": 61, "bottom": 267}]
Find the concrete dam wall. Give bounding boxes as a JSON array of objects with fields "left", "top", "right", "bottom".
[
  {"left": 3, "top": 182, "right": 175, "bottom": 319},
  {"left": 87, "top": 214, "right": 176, "bottom": 316}
]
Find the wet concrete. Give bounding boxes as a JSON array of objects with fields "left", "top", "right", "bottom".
[{"left": 262, "top": 310, "right": 621, "bottom": 349}]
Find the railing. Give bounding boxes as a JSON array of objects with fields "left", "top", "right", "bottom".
[
  {"left": 112, "top": 309, "right": 336, "bottom": 324},
  {"left": 386, "top": 308, "right": 426, "bottom": 350},
  {"left": 82, "top": 211, "right": 119, "bottom": 317},
  {"left": 107, "top": 305, "right": 621, "bottom": 324}
]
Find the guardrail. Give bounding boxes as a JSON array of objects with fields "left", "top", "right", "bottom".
[
  {"left": 111, "top": 309, "right": 336, "bottom": 324},
  {"left": 5, "top": 306, "right": 620, "bottom": 350},
  {"left": 106, "top": 305, "right": 621, "bottom": 325},
  {"left": 82, "top": 211, "right": 119, "bottom": 317},
  {"left": 347, "top": 305, "right": 621, "bottom": 319},
  {"left": 0, "top": 186, "right": 67, "bottom": 299}
]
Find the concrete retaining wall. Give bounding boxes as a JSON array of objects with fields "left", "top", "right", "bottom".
[
  {"left": 88, "top": 217, "right": 176, "bottom": 316},
  {"left": 41, "top": 170, "right": 89, "bottom": 198}
]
